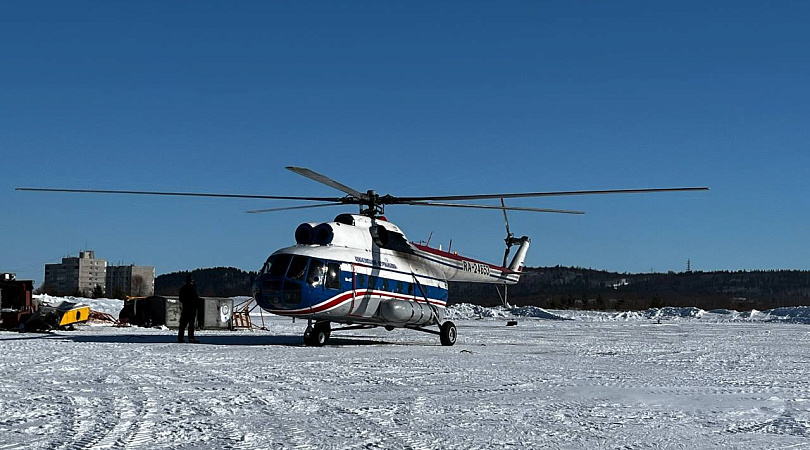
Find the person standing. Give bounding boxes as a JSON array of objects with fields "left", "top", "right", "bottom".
[{"left": 178, "top": 274, "right": 201, "bottom": 343}]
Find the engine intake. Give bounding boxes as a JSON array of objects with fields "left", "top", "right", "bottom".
[
  {"left": 294, "top": 223, "right": 318, "bottom": 245},
  {"left": 313, "top": 223, "right": 335, "bottom": 245}
]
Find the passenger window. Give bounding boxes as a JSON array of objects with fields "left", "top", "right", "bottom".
[
  {"left": 287, "top": 256, "right": 308, "bottom": 281},
  {"left": 368, "top": 276, "right": 378, "bottom": 290},
  {"left": 407, "top": 283, "right": 414, "bottom": 295},
  {"left": 268, "top": 255, "right": 291, "bottom": 277},
  {"left": 307, "top": 260, "right": 325, "bottom": 286},
  {"left": 382, "top": 278, "right": 389, "bottom": 292},
  {"left": 326, "top": 263, "right": 341, "bottom": 290},
  {"left": 396, "top": 281, "right": 404, "bottom": 293},
  {"left": 357, "top": 274, "right": 366, "bottom": 288}
]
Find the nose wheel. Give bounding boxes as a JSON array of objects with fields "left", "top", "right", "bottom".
[{"left": 304, "top": 321, "right": 331, "bottom": 346}]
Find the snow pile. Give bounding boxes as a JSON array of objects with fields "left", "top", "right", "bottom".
[
  {"left": 446, "top": 304, "right": 810, "bottom": 324},
  {"left": 444, "top": 304, "right": 570, "bottom": 321},
  {"left": 760, "top": 306, "right": 810, "bottom": 323},
  {"left": 444, "top": 303, "right": 512, "bottom": 319},
  {"left": 644, "top": 306, "right": 706, "bottom": 320},
  {"left": 554, "top": 310, "right": 648, "bottom": 322},
  {"left": 508, "top": 305, "right": 570, "bottom": 320}
]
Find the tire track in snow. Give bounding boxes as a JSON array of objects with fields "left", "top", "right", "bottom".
[
  {"left": 331, "top": 401, "right": 436, "bottom": 450},
  {"left": 90, "top": 395, "right": 142, "bottom": 449},
  {"left": 58, "top": 396, "right": 116, "bottom": 450},
  {"left": 0, "top": 396, "right": 62, "bottom": 429},
  {"left": 724, "top": 399, "right": 810, "bottom": 437},
  {"left": 52, "top": 395, "right": 79, "bottom": 450},
  {"left": 124, "top": 392, "right": 158, "bottom": 449},
  {"left": 52, "top": 377, "right": 150, "bottom": 450}
]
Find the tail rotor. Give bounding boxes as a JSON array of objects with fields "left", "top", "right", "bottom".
[{"left": 501, "top": 198, "right": 522, "bottom": 267}]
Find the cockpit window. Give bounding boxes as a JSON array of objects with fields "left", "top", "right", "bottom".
[
  {"left": 307, "top": 260, "right": 325, "bottom": 286},
  {"left": 287, "top": 255, "right": 308, "bottom": 281},
  {"left": 267, "top": 254, "right": 291, "bottom": 277}
]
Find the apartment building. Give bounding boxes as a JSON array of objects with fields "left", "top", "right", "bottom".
[
  {"left": 106, "top": 264, "right": 155, "bottom": 297},
  {"left": 44, "top": 250, "right": 107, "bottom": 296}
]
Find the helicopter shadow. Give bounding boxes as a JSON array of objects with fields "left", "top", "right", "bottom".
[{"left": 54, "top": 333, "right": 395, "bottom": 347}]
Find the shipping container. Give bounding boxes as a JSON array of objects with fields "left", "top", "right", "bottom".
[{"left": 120, "top": 296, "right": 233, "bottom": 330}]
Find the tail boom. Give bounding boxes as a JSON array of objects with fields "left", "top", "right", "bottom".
[{"left": 412, "top": 241, "right": 529, "bottom": 285}]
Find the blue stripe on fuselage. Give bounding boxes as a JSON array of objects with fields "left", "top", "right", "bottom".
[{"left": 255, "top": 264, "right": 448, "bottom": 312}]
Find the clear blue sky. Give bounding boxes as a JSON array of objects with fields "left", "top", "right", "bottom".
[{"left": 2, "top": 1, "right": 809, "bottom": 286}]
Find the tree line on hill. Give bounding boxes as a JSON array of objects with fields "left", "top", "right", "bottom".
[
  {"left": 155, "top": 267, "right": 257, "bottom": 297},
  {"left": 451, "top": 266, "right": 810, "bottom": 311},
  {"left": 155, "top": 266, "right": 810, "bottom": 311}
]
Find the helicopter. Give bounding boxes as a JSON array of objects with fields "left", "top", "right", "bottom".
[{"left": 17, "top": 167, "right": 708, "bottom": 346}]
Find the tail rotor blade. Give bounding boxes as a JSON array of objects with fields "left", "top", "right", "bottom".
[
  {"left": 501, "top": 198, "right": 513, "bottom": 267},
  {"left": 501, "top": 198, "right": 511, "bottom": 236}
]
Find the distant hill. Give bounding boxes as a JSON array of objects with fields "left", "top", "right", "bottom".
[
  {"left": 156, "top": 265, "right": 810, "bottom": 311},
  {"left": 450, "top": 266, "right": 810, "bottom": 311},
  {"left": 155, "top": 267, "right": 256, "bottom": 297}
]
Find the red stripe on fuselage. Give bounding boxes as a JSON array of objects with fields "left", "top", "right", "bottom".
[
  {"left": 412, "top": 243, "right": 518, "bottom": 273},
  {"left": 265, "top": 290, "right": 447, "bottom": 316}
]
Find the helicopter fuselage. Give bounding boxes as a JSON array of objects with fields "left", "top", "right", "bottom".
[{"left": 252, "top": 214, "right": 529, "bottom": 331}]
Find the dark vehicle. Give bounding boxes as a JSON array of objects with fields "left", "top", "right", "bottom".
[{"left": 0, "top": 275, "right": 34, "bottom": 330}]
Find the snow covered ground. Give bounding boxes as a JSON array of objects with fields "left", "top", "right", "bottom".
[{"left": 1, "top": 297, "right": 809, "bottom": 449}]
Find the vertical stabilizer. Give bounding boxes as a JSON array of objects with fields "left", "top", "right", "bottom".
[{"left": 508, "top": 237, "right": 531, "bottom": 273}]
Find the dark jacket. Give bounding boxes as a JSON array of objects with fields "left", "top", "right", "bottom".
[{"left": 179, "top": 283, "right": 200, "bottom": 311}]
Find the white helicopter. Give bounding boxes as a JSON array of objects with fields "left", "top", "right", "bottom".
[{"left": 18, "top": 167, "right": 708, "bottom": 346}]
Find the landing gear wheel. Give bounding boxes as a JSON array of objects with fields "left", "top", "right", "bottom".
[
  {"left": 304, "top": 321, "right": 331, "bottom": 347},
  {"left": 439, "top": 321, "right": 457, "bottom": 346}
]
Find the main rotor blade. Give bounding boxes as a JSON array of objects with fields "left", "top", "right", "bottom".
[
  {"left": 397, "top": 186, "right": 710, "bottom": 202},
  {"left": 246, "top": 203, "right": 345, "bottom": 214},
  {"left": 286, "top": 166, "right": 368, "bottom": 200},
  {"left": 16, "top": 187, "right": 342, "bottom": 202},
  {"left": 403, "top": 201, "right": 585, "bottom": 214}
]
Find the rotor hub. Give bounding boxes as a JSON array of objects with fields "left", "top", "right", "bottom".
[{"left": 360, "top": 189, "right": 385, "bottom": 217}]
